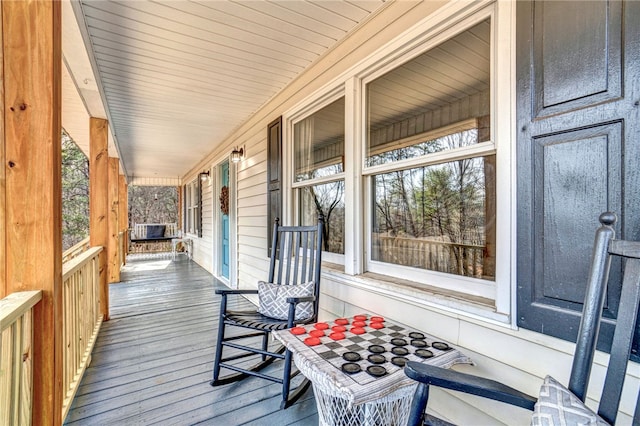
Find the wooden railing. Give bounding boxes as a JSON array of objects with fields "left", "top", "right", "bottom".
[
  {"left": 62, "top": 236, "right": 90, "bottom": 263},
  {"left": 372, "top": 235, "right": 486, "bottom": 278},
  {"left": 0, "top": 290, "right": 43, "bottom": 426},
  {"left": 61, "top": 246, "right": 103, "bottom": 421}
]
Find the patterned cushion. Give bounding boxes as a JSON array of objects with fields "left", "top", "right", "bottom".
[
  {"left": 531, "top": 375, "right": 609, "bottom": 426},
  {"left": 257, "top": 281, "right": 314, "bottom": 321}
]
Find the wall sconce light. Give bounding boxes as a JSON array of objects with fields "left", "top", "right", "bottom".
[
  {"left": 199, "top": 170, "right": 210, "bottom": 181},
  {"left": 230, "top": 147, "right": 244, "bottom": 163}
]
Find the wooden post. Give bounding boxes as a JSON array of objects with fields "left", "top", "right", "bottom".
[
  {"left": 108, "top": 157, "right": 120, "bottom": 283},
  {"left": 119, "top": 175, "right": 128, "bottom": 260},
  {"left": 0, "top": 2, "right": 5, "bottom": 300},
  {"left": 90, "top": 118, "right": 109, "bottom": 321},
  {"left": 1, "top": 1, "right": 63, "bottom": 424},
  {"left": 177, "top": 185, "right": 182, "bottom": 233}
]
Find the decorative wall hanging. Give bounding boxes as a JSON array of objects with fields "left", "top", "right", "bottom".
[{"left": 219, "top": 185, "right": 229, "bottom": 216}]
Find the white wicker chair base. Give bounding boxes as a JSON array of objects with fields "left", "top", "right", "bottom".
[{"left": 313, "top": 383, "right": 417, "bottom": 426}]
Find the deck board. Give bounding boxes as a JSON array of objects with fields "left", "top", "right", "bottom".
[{"left": 65, "top": 256, "right": 317, "bottom": 425}]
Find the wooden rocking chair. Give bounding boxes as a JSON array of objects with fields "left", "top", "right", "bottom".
[
  {"left": 211, "top": 217, "right": 324, "bottom": 409},
  {"left": 405, "top": 212, "right": 640, "bottom": 425}
]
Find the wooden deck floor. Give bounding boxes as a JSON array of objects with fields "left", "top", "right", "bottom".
[{"left": 65, "top": 255, "right": 318, "bottom": 425}]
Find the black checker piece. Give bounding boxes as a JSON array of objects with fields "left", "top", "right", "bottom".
[
  {"left": 343, "top": 351, "right": 361, "bottom": 362},
  {"left": 342, "top": 363, "right": 362, "bottom": 374},
  {"left": 391, "top": 346, "right": 409, "bottom": 356},
  {"left": 432, "top": 342, "right": 451, "bottom": 351},
  {"left": 367, "top": 365, "right": 387, "bottom": 377},
  {"left": 415, "top": 349, "right": 434, "bottom": 359},
  {"left": 368, "top": 354, "right": 386, "bottom": 364},
  {"left": 391, "top": 357, "right": 408, "bottom": 367},
  {"left": 368, "top": 345, "right": 385, "bottom": 354}
]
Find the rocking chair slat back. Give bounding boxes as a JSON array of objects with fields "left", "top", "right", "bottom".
[
  {"left": 268, "top": 218, "right": 324, "bottom": 315},
  {"left": 568, "top": 216, "right": 615, "bottom": 402},
  {"left": 598, "top": 246, "right": 640, "bottom": 424}
]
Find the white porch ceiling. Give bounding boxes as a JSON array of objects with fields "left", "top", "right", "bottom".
[{"left": 63, "top": 0, "right": 387, "bottom": 181}]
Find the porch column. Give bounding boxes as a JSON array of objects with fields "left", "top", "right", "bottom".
[
  {"left": 90, "top": 117, "right": 109, "bottom": 320},
  {"left": 108, "top": 157, "right": 120, "bottom": 283},
  {"left": 177, "top": 185, "right": 182, "bottom": 233},
  {"left": 119, "top": 174, "right": 128, "bottom": 260},
  {"left": 1, "top": 1, "right": 63, "bottom": 424}
]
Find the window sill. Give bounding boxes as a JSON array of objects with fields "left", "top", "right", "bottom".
[{"left": 320, "top": 264, "right": 510, "bottom": 325}]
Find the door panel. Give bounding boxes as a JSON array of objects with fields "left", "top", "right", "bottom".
[
  {"left": 221, "top": 162, "right": 230, "bottom": 279},
  {"left": 533, "top": 0, "right": 622, "bottom": 118},
  {"left": 517, "top": 0, "right": 640, "bottom": 359}
]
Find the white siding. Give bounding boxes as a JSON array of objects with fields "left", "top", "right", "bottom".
[{"left": 185, "top": 1, "right": 640, "bottom": 423}]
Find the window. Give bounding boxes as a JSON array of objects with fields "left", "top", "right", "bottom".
[
  {"left": 284, "top": 2, "right": 513, "bottom": 317},
  {"left": 364, "top": 19, "right": 495, "bottom": 294},
  {"left": 184, "top": 179, "right": 201, "bottom": 236},
  {"left": 293, "top": 97, "right": 345, "bottom": 256}
]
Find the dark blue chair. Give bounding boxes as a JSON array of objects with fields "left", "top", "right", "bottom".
[
  {"left": 211, "top": 217, "right": 324, "bottom": 409},
  {"left": 405, "top": 212, "right": 640, "bottom": 425}
]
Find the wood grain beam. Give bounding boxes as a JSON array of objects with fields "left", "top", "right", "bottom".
[
  {"left": 2, "top": 1, "right": 63, "bottom": 424},
  {"left": 0, "top": 1, "right": 5, "bottom": 300},
  {"left": 108, "top": 158, "right": 120, "bottom": 283},
  {"left": 89, "top": 118, "right": 109, "bottom": 320}
]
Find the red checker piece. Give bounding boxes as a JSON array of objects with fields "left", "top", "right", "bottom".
[
  {"left": 354, "top": 314, "right": 368, "bottom": 321},
  {"left": 304, "top": 337, "right": 321, "bottom": 346},
  {"left": 350, "top": 327, "right": 366, "bottom": 335},
  {"left": 314, "top": 322, "right": 330, "bottom": 330},
  {"left": 370, "top": 322, "right": 385, "bottom": 329},
  {"left": 332, "top": 325, "right": 346, "bottom": 332},
  {"left": 290, "top": 327, "right": 306, "bottom": 335},
  {"left": 370, "top": 316, "right": 385, "bottom": 322},
  {"left": 352, "top": 321, "right": 367, "bottom": 328},
  {"left": 335, "top": 318, "right": 349, "bottom": 325},
  {"left": 329, "top": 332, "right": 346, "bottom": 340},
  {"left": 309, "top": 329, "right": 325, "bottom": 337}
]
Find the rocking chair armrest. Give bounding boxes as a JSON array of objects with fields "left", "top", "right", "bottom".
[
  {"left": 215, "top": 289, "right": 259, "bottom": 296},
  {"left": 286, "top": 295, "right": 316, "bottom": 304},
  {"left": 405, "top": 362, "right": 537, "bottom": 411}
]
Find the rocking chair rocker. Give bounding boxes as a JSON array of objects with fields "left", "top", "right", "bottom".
[
  {"left": 211, "top": 217, "right": 324, "bottom": 409},
  {"left": 405, "top": 212, "right": 640, "bottom": 425}
]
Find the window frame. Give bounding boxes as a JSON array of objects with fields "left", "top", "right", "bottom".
[
  {"left": 283, "top": 0, "right": 514, "bottom": 322},
  {"left": 360, "top": 13, "right": 497, "bottom": 300},
  {"left": 184, "top": 178, "right": 201, "bottom": 237},
  {"left": 286, "top": 87, "right": 347, "bottom": 265}
]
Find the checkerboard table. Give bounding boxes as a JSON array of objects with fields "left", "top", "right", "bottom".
[{"left": 273, "top": 315, "right": 472, "bottom": 426}]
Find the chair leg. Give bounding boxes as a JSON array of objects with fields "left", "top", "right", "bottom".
[
  {"left": 280, "top": 349, "right": 294, "bottom": 409},
  {"left": 261, "top": 331, "right": 269, "bottom": 361},
  {"left": 210, "top": 315, "right": 226, "bottom": 385},
  {"left": 408, "top": 383, "right": 430, "bottom": 426}
]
